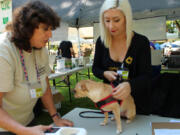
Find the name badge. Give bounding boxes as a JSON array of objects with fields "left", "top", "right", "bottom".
[
  {"left": 28, "top": 82, "right": 43, "bottom": 99},
  {"left": 117, "top": 69, "right": 129, "bottom": 80}
]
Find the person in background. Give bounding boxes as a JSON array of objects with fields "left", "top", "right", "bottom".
[
  {"left": 57, "top": 41, "right": 75, "bottom": 83},
  {"left": 0, "top": 1, "right": 73, "bottom": 135},
  {"left": 57, "top": 41, "right": 75, "bottom": 58},
  {"left": 92, "top": 0, "right": 152, "bottom": 115}
]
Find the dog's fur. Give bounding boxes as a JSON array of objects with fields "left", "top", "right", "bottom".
[{"left": 74, "top": 79, "right": 136, "bottom": 134}]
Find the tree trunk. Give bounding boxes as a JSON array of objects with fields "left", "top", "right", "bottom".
[{"left": 174, "top": 20, "right": 180, "bottom": 32}]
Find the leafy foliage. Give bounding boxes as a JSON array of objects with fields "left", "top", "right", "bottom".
[{"left": 166, "top": 20, "right": 180, "bottom": 33}]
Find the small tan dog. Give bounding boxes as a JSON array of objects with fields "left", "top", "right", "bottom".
[{"left": 74, "top": 79, "right": 136, "bottom": 134}]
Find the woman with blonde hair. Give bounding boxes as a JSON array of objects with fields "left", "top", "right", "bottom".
[{"left": 92, "top": 0, "right": 152, "bottom": 115}]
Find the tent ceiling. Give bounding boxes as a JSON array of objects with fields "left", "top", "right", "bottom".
[{"left": 13, "top": 0, "right": 180, "bottom": 27}]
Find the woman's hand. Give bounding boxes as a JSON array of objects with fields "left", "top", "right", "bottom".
[
  {"left": 19, "top": 125, "right": 52, "bottom": 135},
  {"left": 112, "top": 82, "right": 131, "bottom": 100},
  {"left": 103, "top": 71, "right": 118, "bottom": 82},
  {"left": 53, "top": 117, "right": 74, "bottom": 127},
  {"left": 19, "top": 118, "right": 73, "bottom": 135}
]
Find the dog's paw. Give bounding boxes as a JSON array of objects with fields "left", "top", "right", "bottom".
[
  {"left": 111, "top": 116, "right": 115, "bottom": 121},
  {"left": 116, "top": 129, "right": 122, "bottom": 134},
  {"left": 126, "top": 119, "right": 132, "bottom": 124},
  {"left": 100, "top": 122, "right": 108, "bottom": 126}
]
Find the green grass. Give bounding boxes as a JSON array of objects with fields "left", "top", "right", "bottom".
[
  {"left": 55, "top": 68, "right": 101, "bottom": 115},
  {"left": 33, "top": 68, "right": 101, "bottom": 125}
]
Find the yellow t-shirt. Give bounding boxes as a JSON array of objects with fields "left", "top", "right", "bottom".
[{"left": 0, "top": 32, "right": 51, "bottom": 131}]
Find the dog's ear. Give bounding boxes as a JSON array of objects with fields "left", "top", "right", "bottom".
[
  {"left": 78, "top": 80, "right": 90, "bottom": 92},
  {"left": 81, "top": 83, "right": 87, "bottom": 91}
]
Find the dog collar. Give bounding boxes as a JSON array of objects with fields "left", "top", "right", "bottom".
[{"left": 95, "top": 94, "right": 122, "bottom": 112}]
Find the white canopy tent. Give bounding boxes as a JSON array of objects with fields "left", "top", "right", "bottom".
[
  {"left": 12, "top": 0, "right": 180, "bottom": 28},
  {"left": 12, "top": 0, "right": 180, "bottom": 55}
]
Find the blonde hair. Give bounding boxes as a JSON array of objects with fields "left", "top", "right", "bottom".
[{"left": 99, "top": 0, "right": 133, "bottom": 48}]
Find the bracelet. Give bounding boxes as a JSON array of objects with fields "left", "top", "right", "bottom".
[{"left": 51, "top": 112, "right": 60, "bottom": 118}]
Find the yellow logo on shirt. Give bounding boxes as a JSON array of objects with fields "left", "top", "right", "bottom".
[
  {"left": 125, "top": 56, "right": 133, "bottom": 65},
  {"left": 108, "top": 67, "right": 118, "bottom": 71}
]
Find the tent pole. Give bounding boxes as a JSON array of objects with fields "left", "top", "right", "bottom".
[
  {"left": 76, "top": 18, "right": 81, "bottom": 57},
  {"left": 77, "top": 27, "right": 81, "bottom": 57}
]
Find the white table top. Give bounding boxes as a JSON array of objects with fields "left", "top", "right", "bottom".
[
  {"left": 48, "top": 64, "right": 91, "bottom": 80},
  {"left": 62, "top": 108, "right": 180, "bottom": 135}
]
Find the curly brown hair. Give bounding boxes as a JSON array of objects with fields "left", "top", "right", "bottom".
[{"left": 11, "top": 1, "right": 60, "bottom": 51}]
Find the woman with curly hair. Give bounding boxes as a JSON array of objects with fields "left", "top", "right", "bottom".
[{"left": 0, "top": 1, "right": 73, "bottom": 134}]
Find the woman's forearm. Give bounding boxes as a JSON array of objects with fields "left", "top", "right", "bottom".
[
  {"left": 41, "top": 77, "right": 58, "bottom": 119},
  {"left": 0, "top": 107, "right": 27, "bottom": 134}
]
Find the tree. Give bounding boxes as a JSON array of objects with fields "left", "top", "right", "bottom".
[
  {"left": 166, "top": 20, "right": 180, "bottom": 33},
  {"left": 174, "top": 20, "right": 180, "bottom": 32}
]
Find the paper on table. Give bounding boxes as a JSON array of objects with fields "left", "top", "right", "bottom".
[{"left": 154, "top": 129, "right": 180, "bottom": 135}]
